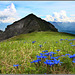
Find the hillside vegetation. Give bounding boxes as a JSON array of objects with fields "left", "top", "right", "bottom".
[{"left": 0, "top": 31, "right": 75, "bottom": 74}]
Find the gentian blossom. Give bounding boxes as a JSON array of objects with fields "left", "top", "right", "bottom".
[
  {"left": 42, "top": 50, "right": 48, "bottom": 53},
  {"left": 32, "top": 41, "right": 36, "bottom": 44}
]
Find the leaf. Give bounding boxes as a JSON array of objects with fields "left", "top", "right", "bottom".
[
  {"left": 27, "top": 62, "right": 30, "bottom": 66},
  {"left": 29, "top": 67, "right": 36, "bottom": 71}
]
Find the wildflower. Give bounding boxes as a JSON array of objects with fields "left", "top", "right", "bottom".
[
  {"left": 72, "top": 59, "right": 75, "bottom": 63},
  {"left": 69, "top": 43, "right": 72, "bottom": 44},
  {"left": 49, "top": 52, "right": 56, "bottom": 54},
  {"left": 32, "top": 41, "right": 36, "bottom": 44},
  {"left": 69, "top": 55, "right": 74, "bottom": 58},
  {"left": 72, "top": 60, "right": 75, "bottom": 63},
  {"left": 39, "top": 45, "right": 42, "bottom": 48},
  {"left": 65, "top": 39, "right": 68, "bottom": 40},
  {"left": 42, "top": 50, "right": 48, "bottom": 53},
  {"left": 56, "top": 49, "right": 60, "bottom": 52},
  {"left": 74, "top": 59, "right": 75, "bottom": 61},
  {"left": 36, "top": 55, "right": 47, "bottom": 59},
  {"left": 44, "top": 53, "right": 49, "bottom": 56},
  {"left": 61, "top": 55, "right": 64, "bottom": 57},
  {"left": 50, "top": 54, "right": 52, "bottom": 57},
  {"left": 31, "top": 59, "right": 41, "bottom": 63},
  {"left": 24, "top": 42, "right": 25, "bottom": 43},
  {"left": 71, "top": 45, "right": 75, "bottom": 46},
  {"left": 72, "top": 39, "right": 75, "bottom": 40},
  {"left": 40, "top": 53, "right": 44, "bottom": 56},
  {"left": 60, "top": 39, "right": 63, "bottom": 41},
  {"left": 65, "top": 54, "right": 70, "bottom": 56},
  {"left": 44, "top": 42, "right": 46, "bottom": 43},
  {"left": 13, "top": 64, "right": 19, "bottom": 68},
  {"left": 46, "top": 59, "right": 53, "bottom": 62},
  {"left": 51, "top": 56, "right": 59, "bottom": 60},
  {"left": 73, "top": 54, "right": 75, "bottom": 57},
  {"left": 48, "top": 62, "right": 54, "bottom": 66},
  {"left": 13, "top": 64, "right": 19, "bottom": 67},
  {"left": 55, "top": 56, "right": 60, "bottom": 59},
  {"left": 44, "top": 61, "right": 48, "bottom": 65},
  {"left": 51, "top": 57, "right": 55, "bottom": 60},
  {"left": 44, "top": 61, "right": 54, "bottom": 66},
  {"left": 53, "top": 59, "right": 63, "bottom": 65},
  {"left": 56, "top": 42, "right": 57, "bottom": 43}
]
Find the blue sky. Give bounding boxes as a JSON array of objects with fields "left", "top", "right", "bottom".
[{"left": 0, "top": 1, "right": 75, "bottom": 30}]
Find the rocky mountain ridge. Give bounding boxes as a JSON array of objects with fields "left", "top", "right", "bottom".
[{"left": 0, "top": 13, "right": 58, "bottom": 41}]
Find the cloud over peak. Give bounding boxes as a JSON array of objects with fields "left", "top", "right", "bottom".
[
  {"left": 0, "top": 3, "right": 19, "bottom": 23},
  {"left": 44, "top": 10, "right": 75, "bottom": 22}
]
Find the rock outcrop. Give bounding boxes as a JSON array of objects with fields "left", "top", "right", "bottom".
[
  {"left": 0, "top": 13, "right": 58, "bottom": 41},
  {"left": 0, "top": 30, "right": 3, "bottom": 34}
]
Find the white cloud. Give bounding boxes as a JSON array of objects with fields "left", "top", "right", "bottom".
[
  {"left": 0, "top": 3, "right": 20, "bottom": 23},
  {"left": 44, "top": 10, "right": 75, "bottom": 22},
  {"left": 70, "top": 14, "right": 75, "bottom": 17}
]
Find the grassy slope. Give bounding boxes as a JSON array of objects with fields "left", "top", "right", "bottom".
[{"left": 0, "top": 31, "right": 75, "bottom": 74}]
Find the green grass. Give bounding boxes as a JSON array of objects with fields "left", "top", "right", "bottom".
[{"left": 0, "top": 31, "right": 75, "bottom": 74}]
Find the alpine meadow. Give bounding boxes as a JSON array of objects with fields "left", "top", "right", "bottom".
[{"left": 0, "top": 1, "right": 75, "bottom": 74}]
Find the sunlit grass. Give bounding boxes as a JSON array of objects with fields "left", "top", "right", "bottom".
[{"left": 0, "top": 31, "right": 75, "bottom": 74}]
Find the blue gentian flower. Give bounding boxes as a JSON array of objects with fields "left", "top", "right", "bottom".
[
  {"left": 36, "top": 55, "right": 47, "bottom": 59},
  {"left": 39, "top": 45, "right": 42, "bottom": 48},
  {"left": 69, "top": 43, "right": 72, "bottom": 44},
  {"left": 69, "top": 55, "right": 74, "bottom": 58},
  {"left": 65, "top": 54, "right": 70, "bottom": 56},
  {"left": 44, "top": 61, "right": 54, "bottom": 66},
  {"left": 40, "top": 53, "right": 44, "bottom": 56},
  {"left": 48, "top": 62, "right": 54, "bottom": 66},
  {"left": 50, "top": 52, "right": 56, "bottom": 54},
  {"left": 44, "top": 61, "right": 48, "bottom": 65},
  {"left": 65, "top": 39, "right": 68, "bottom": 40},
  {"left": 44, "top": 53, "right": 49, "bottom": 56},
  {"left": 32, "top": 41, "right": 36, "bottom": 44},
  {"left": 51, "top": 56, "right": 60, "bottom": 60},
  {"left": 44, "top": 42, "right": 46, "bottom": 43},
  {"left": 73, "top": 54, "right": 75, "bottom": 57},
  {"left": 60, "top": 39, "right": 63, "bottom": 41},
  {"left": 69, "top": 54, "right": 75, "bottom": 59},
  {"left": 61, "top": 55, "right": 65, "bottom": 57},
  {"left": 53, "top": 59, "right": 63, "bottom": 65},
  {"left": 56, "top": 49, "right": 60, "bottom": 52},
  {"left": 71, "top": 45, "right": 75, "bottom": 46},
  {"left": 31, "top": 60, "right": 38, "bottom": 63},
  {"left": 50, "top": 54, "right": 52, "bottom": 57},
  {"left": 42, "top": 50, "right": 48, "bottom": 53},
  {"left": 31, "top": 59, "right": 41, "bottom": 63},
  {"left": 73, "top": 39, "right": 75, "bottom": 40},
  {"left": 56, "top": 42, "right": 58, "bottom": 43},
  {"left": 46, "top": 59, "right": 53, "bottom": 62},
  {"left": 54, "top": 56, "right": 60, "bottom": 59},
  {"left": 51, "top": 57, "right": 55, "bottom": 60},
  {"left": 72, "top": 61, "right": 75, "bottom": 63},
  {"left": 13, "top": 64, "right": 19, "bottom": 67}
]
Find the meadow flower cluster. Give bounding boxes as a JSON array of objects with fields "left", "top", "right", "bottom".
[
  {"left": 30, "top": 38, "right": 75, "bottom": 74},
  {"left": 1, "top": 32, "right": 75, "bottom": 74},
  {"left": 30, "top": 49, "right": 75, "bottom": 74},
  {"left": 11, "top": 37, "right": 75, "bottom": 74}
]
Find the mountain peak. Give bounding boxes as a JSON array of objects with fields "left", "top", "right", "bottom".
[
  {"left": 25, "top": 13, "right": 38, "bottom": 18},
  {"left": 0, "top": 13, "right": 58, "bottom": 41},
  {"left": 28, "top": 13, "right": 36, "bottom": 16}
]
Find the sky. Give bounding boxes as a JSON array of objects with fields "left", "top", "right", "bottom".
[{"left": 0, "top": 1, "right": 75, "bottom": 30}]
